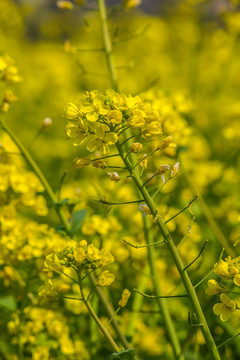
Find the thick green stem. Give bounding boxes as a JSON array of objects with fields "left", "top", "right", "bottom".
[
  {"left": 98, "top": 0, "right": 119, "bottom": 92},
  {"left": 116, "top": 141, "right": 221, "bottom": 360},
  {"left": 96, "top": 3, "right": 184, "bottom": 357},
  {"left": 143, "top": 216, "right": 184, "bottom": 360}
]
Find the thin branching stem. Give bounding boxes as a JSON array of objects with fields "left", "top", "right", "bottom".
[
  {"left": 183, "top": 240, "right": 208, "bottom": 272},
  {"left": 165, "top": 195, "right": 199, "bottom": 224}
]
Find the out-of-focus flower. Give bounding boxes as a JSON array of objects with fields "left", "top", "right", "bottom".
[
  {"left": 130, "top": 142, "right": 143, "bottom": 153},
  {"left": 123, "top": 0, "right": 142, "bottom": 10},
  {"left": 213, "top": 293, "right": 237, "bottom": 321},
  {"left": 57, "top": 1, "right": 74, "bottom": 9},
  {"left": 119, "top": 289, "right": 131, "bottom": 307},
  {"left": 205, "top": 279, "right": 227, "bottom": 295},
  {"left": 96, "top": 270, "right": 115, "bottom": 287}
]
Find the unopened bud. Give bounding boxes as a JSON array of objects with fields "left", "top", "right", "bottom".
[
  {"left": 92, "top": 159, "right": 107, "bottom": 169},
  {"left": 139, "top": 203, "right": 151, "bottom": 216},
  {"left": 73, "top": 157, "right": 91, "bottom": 169},
  {"left": 41, "top": 117, "right": 53, "bottom": 130},
  {"left": 130, "top": 142, "right": 143, "bottom": 153},
  {"left": 118, "top": 289, "right": 131, "bottom": 307},
  {"left": 170, "top": 162, "right": 180, "bottom": 179},
  {"left": 156, "top": 164, "right": 170, "bottom": 175},
  {"left": 107, "top": 172, "right": 120, "bottom": 182},
  {"left": 158, "top": 136, "right": 175, "bottom": 150}
]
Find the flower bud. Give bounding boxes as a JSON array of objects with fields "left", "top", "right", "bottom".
[
  {"left": 92, "top": 159, "right": 107, "bottom": 169},
  {"left": 158, "top": 136, "right": 175, "bottom": 150},
  {"left": 107, "top": 172, "right": 120, "bottom": 182},
  {"left": 170, "top": 162, "right": 180, "bottom": 179},
  {"left": 73, "top": 157, "right": 91, "bottom": 169},
  {"left": 64, "top": 103, "right": 79, "bottom": 120},
  {"left": 118, "top": 289, "right": 131, "bottom": 307},
  {"left": 41, "top": 117, "right": 53, "bottom": 130},
  {"left": 156, "top": 164, "right": 170, "bottom": 175},
  {"left": 130, "top": 142, "right": 143, "bottom": 153},
  {"left": 139, "top": 203, "right": 151, "bottom": 216}
]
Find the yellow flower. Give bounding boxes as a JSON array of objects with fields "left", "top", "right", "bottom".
[
  {"left": 123, "top": 0, "right": 142, "bottom": 9},
  {"left": 44, "top": 254, "right": 64, "bottom": 273},
  {"left": 99, "top": 249, "right": 115, "bottom": 267},
  {"left": 142, "top": 121, "right": 162, "bottom": 139},
  {"left": 233, "top": 274, "right": 240, "bottom": 286},
  {"left": 213, "top": 293, "right": 237, "bottom": 321},
  {"left": 87, "top": 244, "right": 100, "bottom": 262},
  {"left": 74, "top": 247, "right": 86, "bottom": 265},
  {"left": 118, "top": 289, "right": 131, "bottom": 307},
  {"left": 107, "top": 110, "right": 123, "bottom": 124},
  {"left": 130, "top": 142, "right": 143, "bottom": 153},
  {"left": 64, "top": 103, "right": 79, "bottom": 120},
  {"left": 205, "top": 279, "right": 227, "bottom": 295},
  {"left": 57, "top": 1, "right": 74, "bottom": 9},
  {"left": 86, "top": 125, "right": 118, "bottom": 155},
  {"left": 65, "top": 123, "right": 88, "bottom": 146},
  {"left": 214, "top": 260, "right": 231, "bottom": 279},
  {"left": 128, "top": 110, "right": 145, "bottom": 128},
  {"left": 157, "top": 136, "right": 175, "bottom": 150},
  {"left": 96, "top": 270, "right": 115, "bottom": 287}
]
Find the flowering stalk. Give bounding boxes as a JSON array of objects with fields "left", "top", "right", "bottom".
[
  {"left": 77, "top": 271, "right": 120, "bottom": 352},
  {"left": 97, "top": 0, "right": 184, "bottom": 358},
  {"left": 143, "top": 216, "right": 184, "bottom": 360},
  {"left": 115, "top": 139, "right": 221, "bottom": 360}
]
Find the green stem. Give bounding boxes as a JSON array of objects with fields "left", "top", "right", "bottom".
[
  {"left": 126, "top": 265, "right": 149, "bottom": 340},
  {"left": 0, "top": 117, "right": 71, "bottom": 236},
  {"left": 116, "top": 141, "right": 221, "bottom": 360},
  {"left": 77, "top": 272, "right": 120, "bottom": 352},
  {"left": 143, "top": 216, "right": 184, "bottom": 360},
  {"left": 90, "top": 273, "right": 133, "bottom": 351},
  {"left": 97, "top": 1, "right": 185, "bottom": 358},
  {"left": 98, "top": 0, "right": 119, "bottom": 91}
]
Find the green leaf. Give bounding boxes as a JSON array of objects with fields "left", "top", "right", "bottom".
[
  {"left": 0, "top": 296, "right": 17, "bottom": 311},
  {"left": 108, "top": 348, "right": 135, "bottom": 360},
  {"left": 71, "top": 209, "right": 87, "bottom": 234}
]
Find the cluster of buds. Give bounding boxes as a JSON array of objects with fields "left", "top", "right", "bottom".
[
  {"left": 45, "top": 240, "right": 114, "bottom": 271},
  {"left": 64, "top": 90, "right": 163, "bottom": 155},
  {"left": 0, "top": 55, "right": 21, "bottom": 83},
  {"left": 1, "top": 90, "right": 18, "bottom": 113},
  {"left": 206, "top": 256, "right": 240, "bottom": 321}
]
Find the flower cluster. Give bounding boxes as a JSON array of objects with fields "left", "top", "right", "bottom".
[
  {"left": 0, "top": 54, "right": 21, "bottom": 83},
  {"left": 44, "top": 241, "right": 115, "bottom": 287},
  {"left": 64, "top": 90, "right": 162, "bottom": 155},
  {"left": 206, "top": 256, "right": 240, "bottom": 321}
]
